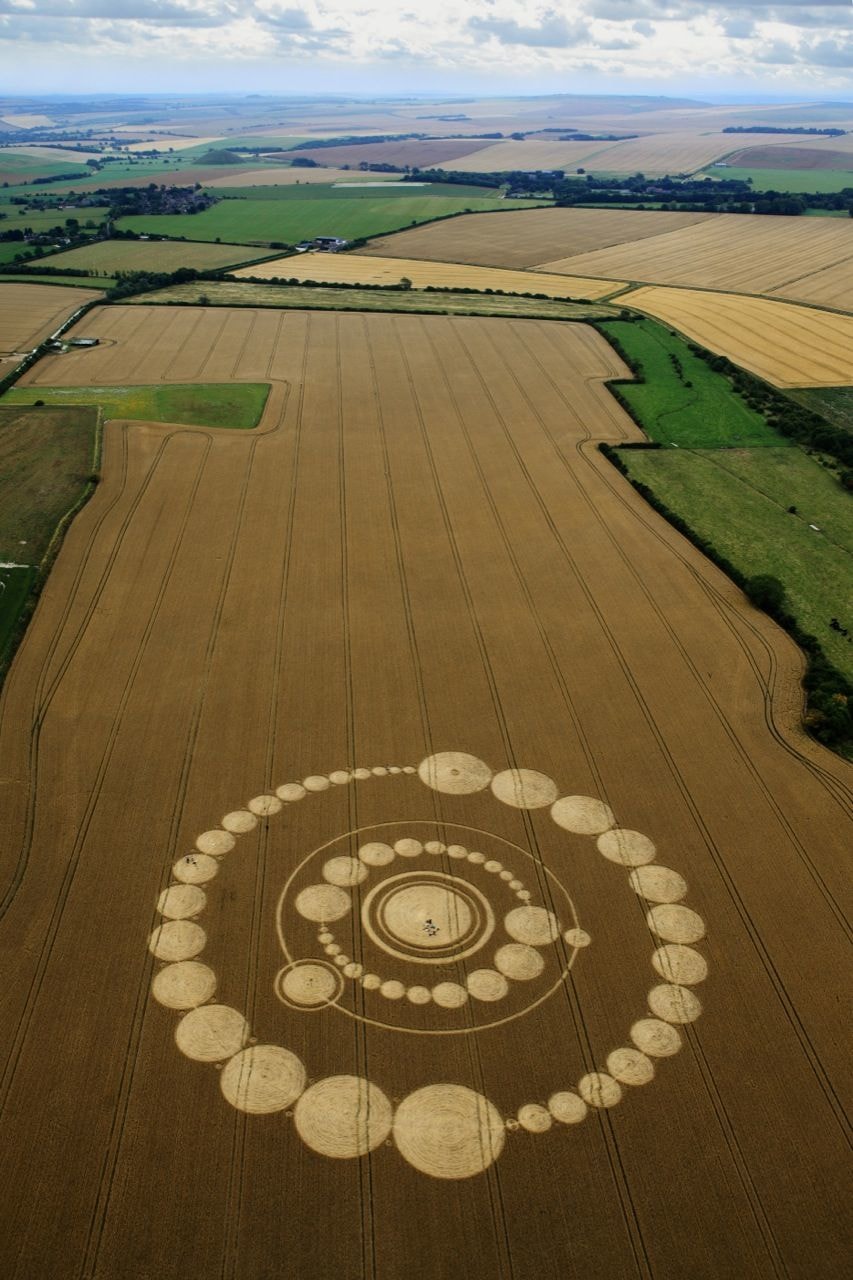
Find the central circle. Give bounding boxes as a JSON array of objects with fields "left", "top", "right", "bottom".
[
  {"left": 381, "top": 883, "right": 473, "bottom": 948},
  {"left": 361, "top": 871, "right": 495, "bottom": 965}
]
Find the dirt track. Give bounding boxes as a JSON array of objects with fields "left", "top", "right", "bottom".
[{"left": 0, "top": 305, "right": 850, "bottom": 1279}]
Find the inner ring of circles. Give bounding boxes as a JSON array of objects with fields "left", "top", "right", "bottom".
[
  {"left": 275, "top": 821, "right": 582, "bottom": 1035},
  {"left": 363, "top": 871, "right": 495, "bottom": 964}
]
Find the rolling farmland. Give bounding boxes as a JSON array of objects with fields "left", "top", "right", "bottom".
[
  {"left": 234, "top": 252, "right": 623, "bottom": 300},
  {"left": 539, "top": 213, "right": 853, "bottom": 309},
  {"left": 358, "top": 207, "right": 716, "bottom": 270},
  {"left": 441, "top": 132, "right": 739, "bottom": 176},
  {"left": 0, "top": 303, "right": 849, "bottom": 1279},
  {"left": 275, "top": 138, "right": 498, "bottom": 169},
  {"left": 622, "top": 287, "right": 853, "bottom": 387},
  {"left": 442, "top": 137, "right": 624, "bottom": 172},
  {"left": 0, "top": 281, "right": 102, "bottom": 355},
  {"left": 204, "top": 167, "right": 403, "bottom": 187}
]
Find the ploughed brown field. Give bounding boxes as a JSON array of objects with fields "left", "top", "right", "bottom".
[
  {"left": 0, "top": 305, "right": 849, "bottom": 1280},
  {"left": 725, "top": 144, "right": 853, "bottom": 172},
  {"left": 269, "top": 138, "right": 497, "bottom": 168}
]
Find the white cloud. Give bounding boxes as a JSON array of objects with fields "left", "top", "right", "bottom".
[
  {"left": 468, "top": 9, "right": 588, "bottom": 49},
  {"left": 0, "top": 0, "right": 850, "bottom": 94}
]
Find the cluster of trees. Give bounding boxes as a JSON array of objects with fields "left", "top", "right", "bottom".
[
  {"left": 402, "top": 167, "right": 853, "bottom": 215},
  {"left": 723, "top": 126, "right": 846, "bottom": 136},
  {"left": 104, "top": 266, "right": 217, "bottom": 300},
  {"left": 95, "top": 184, "right": 216, "bottom": 218}
]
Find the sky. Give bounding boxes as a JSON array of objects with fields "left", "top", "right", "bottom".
[{"left": 1, "top": 1, "right": 852, "bottom": 100}]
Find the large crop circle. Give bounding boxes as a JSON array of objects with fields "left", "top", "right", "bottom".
[{"left": 148, "top": 751, "right": 708, "bottom": 1180}]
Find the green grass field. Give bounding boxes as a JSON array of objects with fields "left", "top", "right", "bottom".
[
  {"left": 621, "top": 446, "right": 853, "bottom": 680},
  {"left": 0, "top": 273, "right": 116, "bottom": 287},
  {"left": 133, "top": 278, "right": 616, "bottom": 320},
  {"left": 597, "top": 318, "right": 777, "bottom": 447},
  {"left": 706, "top": 166, "right": 853, "bottom": 193},
  {"left": 0, "top": 242, "right": 40, "bottom": 266},
  {"left": 39, "top": 238, "right": 276, "bottom": 275},
  {"left": 0, "top": 153, "right": 91, "bottom": 182},
  {"left": 116, "top": 195, "right": 544, "bottom": 246},
  {"left": 5, "top": 382, "right": 270, "bottom": 429},
  {"left": 0, "top": 205, "right": 110, "bottom": 233},
  {"left": 0, "top": 403, "right": 98, "bottom": 675},
  {"left": 205, "top": 182, "right": 506, "bottom": 201}
]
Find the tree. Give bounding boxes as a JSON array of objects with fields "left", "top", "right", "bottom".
[{"left": 745, "top": 574, "right": 786, "bottom": 616}]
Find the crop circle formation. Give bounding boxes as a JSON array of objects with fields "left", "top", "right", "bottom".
[{"left": 148, "top": 751, "right": 708, "bottom": 1180}]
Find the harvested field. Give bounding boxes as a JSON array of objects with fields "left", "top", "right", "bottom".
[
  {"left": 442, "top": 133, "right": 740, "bottom": 177},
  {"left": 274, "top": 139, "right": 497, "bottom": 169},
  {"left": 358, "top": 207, "right": 716, "bottom": 269},
  {"left": 581, "top": 131, "right": 738, "bottom": 175},
  {"left": 42, "top": 238, "right": 275, "bottom": 275},
  {"left": 234, "top": 252, "right": 623, "bottom": 300},
  {"left": 784, "top": 131, "right": 853, "bottom": 156},
  {"left": 134, "top": 279, "right": 617, "bottom": 321},
  {"left": 540, "top": 214, "right": 853, "bottom": 309},
  {"left": 442, "top": 138, "right": 623, "bottom": 171},
  {"left": 0, "top": 281, "right": 102, "bottom": 355},
  {"left": 204, "top": 166, "right": 402, "bottom": 187},
  {"left": 0, "top": 113, "right": 55, "bottom": 128},
  {"left": 623, "top": 287, "right": 853, "bottom": 387},
  {"left": 0, "top": 302, "right": 849, "bottom": 1279},
  {"left": 724, "top": 145, "right": 853, "bottom": 172}
]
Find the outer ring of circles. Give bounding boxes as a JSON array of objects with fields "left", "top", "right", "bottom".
[{"left": 148, "top": 752, "right": 708, "bottom": 1178}]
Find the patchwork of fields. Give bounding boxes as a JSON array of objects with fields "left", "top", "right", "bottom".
[
  {"left": 440, "top": 131, "right": 739, "bottom": 176},
  {"left": 116, "top": 194, "right": 545, "bottom": 247},
  {"left": 358, "top": 207, "right": 717, "bottom": 269},
  {"left": 539, "top": 214, "right": 853, "bottom": 308},
  {"left": 0, "top": 302, "right": 849, "bottom": 1279},
  {"left": 359, "top": 207, "right": 853, "bottom": 310},
  {"left": 204, "top": 166, "right": 403, "bottom": 187}
]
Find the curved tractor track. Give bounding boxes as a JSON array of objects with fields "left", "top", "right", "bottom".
[{"left": 0, "top": 305, "right": 849, "bottom": 1280}]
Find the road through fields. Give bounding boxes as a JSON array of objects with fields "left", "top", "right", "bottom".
[{"left": 0, "top": 306, "right": 849, "bottom": 1280}]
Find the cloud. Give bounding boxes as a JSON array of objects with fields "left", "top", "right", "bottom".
[
  {"left": 808, "top": 36, "right": 853, "bottom": 66},
  {"left": 0, "top": 1, "right": 236, "bottom": 25},
  {"left": 720, "top": 18, "right": 755, "bottom": 39},
  {"left": 468, "top": 9, "right": 588, "bottom": 49},
  {"left": 755, "top": 39, "right": 799, "bottom": 63},
  {"left": 255, "top": 4, "right": 313, "bottom": 30},
  {"left": 0, "top": 0, "right": 851, "bottom": 93}
]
